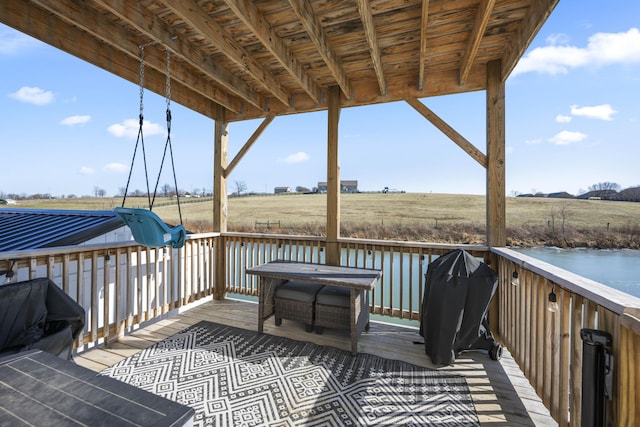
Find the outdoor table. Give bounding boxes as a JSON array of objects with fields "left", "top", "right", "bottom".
[
  {"left": 247, "top": 260, "right": 382, "bottom": 355},
  {"left": 0, "top": 350, "right": 194, "bottom": 426}
]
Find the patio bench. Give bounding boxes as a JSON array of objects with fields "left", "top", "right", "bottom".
[
  {"left": 314, "top": 285, "right": 370, "bottom": 336},
  {"left": 274, "top": 280, "right": 324, "bottom": 332}
]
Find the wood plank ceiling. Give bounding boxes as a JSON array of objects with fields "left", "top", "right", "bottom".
[{"left": 1, "top": 0, "right": 558, "bottom": 122}]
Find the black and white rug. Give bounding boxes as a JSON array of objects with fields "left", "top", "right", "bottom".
[{"left": 101, "top": 321, "right": 479, "bottom": 426}]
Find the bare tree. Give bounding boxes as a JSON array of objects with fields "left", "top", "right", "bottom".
[
  {"left": 233, "top": 180, "right": 247, "bottom": 196},
  {"left": 588, "top": 182, "right": 621, "bottom": 192},
  {"left": 161, "top": 183, "right": 174, "bottom": 197},
  {"left": 93, "top": 186, "right": 106, "bottom": 197}
]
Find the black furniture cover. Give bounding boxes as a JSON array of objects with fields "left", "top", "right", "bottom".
[
  {"left": 419, "top": 249, "right": 498, "bottom": 365},
  {"left": 0, "top": 278, "right": 85, "bottom": 360}
]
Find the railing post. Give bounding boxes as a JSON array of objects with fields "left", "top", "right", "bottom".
[{"left": 215, "top": 235, "right": 227, "bottom": 299}]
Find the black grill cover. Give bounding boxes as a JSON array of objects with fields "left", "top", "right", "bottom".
[
  {"left": 419, "top": 249, "right": 498, "bottom": 365},
  {"left": 0, "top": 278, "right": 85, "bottom": 360}
]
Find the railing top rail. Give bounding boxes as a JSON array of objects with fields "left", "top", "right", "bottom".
[
  {"left": 222, "top": 232, "right": 489, "bottom": 252},
  {"left": 222, "top": 232, "right": 327, "bottom": 241},
  {"left": 492, "top": 247, "right": 640, "bottom": 317},
  {"left": 0, "top": 232, "right": 221, "bottom": 260}
]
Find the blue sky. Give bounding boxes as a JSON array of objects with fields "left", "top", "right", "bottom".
[{"left": 1, "top": 1, "right": 639, "bottom": 198}]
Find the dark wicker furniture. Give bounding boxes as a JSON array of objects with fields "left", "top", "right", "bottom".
[{"left": 274, "top": 280, "right": 324, "bottom": 332}]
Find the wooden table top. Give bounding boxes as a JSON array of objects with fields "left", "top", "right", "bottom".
[{"left": 247, "top": 260, "right": 382, "bottom": 291}]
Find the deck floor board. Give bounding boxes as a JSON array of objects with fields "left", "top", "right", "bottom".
[{"left": 74, "top": 298, "right": 556, "bottom": 426}]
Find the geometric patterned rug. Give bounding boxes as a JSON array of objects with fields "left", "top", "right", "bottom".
[{"left": 101, "top": 321, "right": 479, "bottom": 426}]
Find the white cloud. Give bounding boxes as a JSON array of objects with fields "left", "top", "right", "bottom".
[
  {"left": 545, "top": 33, "right": 570, "bottom": 46},
  {"left": 556, "top": 114, "right": 572, "bottom": 123},
  {"left": 107, "top": 118, "right": 164, "bottom": 138},
  {"left": 548, "top": 130, "right": 588, "bottom": 145},
  {"left": 60, "top": 115, "right": 91, "bottom": 126},
  {"left": 104, "top": 163, "right": 128, "bottom": 173},
  {"left": 570, "top": 104, "right": 616, "bottom": 121},
  {"left": 79, "top": 166, "right": 94, "bottom": 175},
  {"left": 279, "top": 151, "right": 310, "bottom": 164},
  {"left": 9, "top": 86, "right": 54, "bottom": 105},
  {"left": 512, "top": 28, "right": 640, "bottom": 76}
]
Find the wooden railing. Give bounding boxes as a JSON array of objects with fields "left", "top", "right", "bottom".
[
  {"left": 222, "top": 232, "right": 487, "bottom": 321},
  {"left": 493, "top": 247, "right": 640, "bottom": 426},
  {"left": 2, "top": 232, "right": 639, "bottom": 425},
  {"left": 0, "top": 233, "right": 219, "bottom": 350}
]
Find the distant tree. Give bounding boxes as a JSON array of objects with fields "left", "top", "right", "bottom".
[
  {"left": 588, "top": 182, "right": 621, "bottom": 192},
  {"left": 93, "top": 187, "right": 106, "bottom": 197},
  {"left": 233, "top": 180, "right": 247, "bottom": 196},
  {"left": 161, "top": 183, "right": 173, "bottom": 197}
]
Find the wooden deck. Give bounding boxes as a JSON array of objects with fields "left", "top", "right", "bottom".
[{"left": 74, "top": 297, "right": 556, "bottom": 426}]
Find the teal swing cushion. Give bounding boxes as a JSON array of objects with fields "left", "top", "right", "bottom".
[{"left": 115, "top": 207, "right": 186, "bottom": 249}]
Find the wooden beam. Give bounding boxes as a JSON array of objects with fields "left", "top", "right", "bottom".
[
  {"left": 224, "top": 115, "right": 275, "bottom": 178},
  {"left": 501, "top": 0, "right": 560, "bottom": 80},
  {"left": 1, "top": 0, "right": 218, "bottom": 119},
  {"left": 11, "top": 1, "right": 222, "bottom": 117},
  {"left": 165, "top": 0, "right": 291, "bottom": 108},
  {"left": 213, "top": 105, "right": 228, "bottom": 299},
  {"left": 326, "top": 86, "right": 341, "bottom": 266},
  {"left": 405, "top": 97, "right": 488, "bottom": 168},
  {"left": 213, "top": 106, "right": 229, "bottom": 235},
  {"left": 223, "top": 0, "right": 321, "bottom": 104},
  {"left": 486, "top": 60, "right": 506, "bottom": 247},
  {"left": 459, "top": 0, "right": 496, "bottom": 85},
  {"left": 418, "top": 0, "right": 431, "bottom": 91},
  {"left": 228, "top": 65, "right": 487, "bottom": 122},
  {"left": 95, "top": 0, "right": 255, "bottom": 112},
  {"left": 288, "top": 0, "right": 352, "bottom": 100},
  {"left": 355, "top": 0, "right": 386, "bottom": 95}
]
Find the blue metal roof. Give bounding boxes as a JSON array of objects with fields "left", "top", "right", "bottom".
[{"left": 0, "top": 208, "right": 125, "bottom": 252}]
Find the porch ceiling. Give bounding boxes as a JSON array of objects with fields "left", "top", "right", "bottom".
[{"left": 1, "top": 0, "right": 558, "bottom": 122}]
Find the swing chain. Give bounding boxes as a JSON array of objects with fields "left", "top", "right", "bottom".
[
  {"left": 165, "top": 48, "right": 172, "bottom": 116},
  {"left": 138, "top": 41, "right": 155, "bottom": 123}
]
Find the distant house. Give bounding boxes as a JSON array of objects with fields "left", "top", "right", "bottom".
[
  {"left": 274, "top": 186, "right": 291, "bottom": 194},
  {"left": 316, "top": 180, "right": 358, "bottom": 193},
  {"left": 548, "top": 192, "right": 575, "bottom": 199},
  {"left": 577, "top": 190, "right": 618, "bottom": 200},
  {"left": 0, "top": 208, "right": 131, "bottom": 252},
  {"left": 613, "top": 186, "right": 640, "bottom": 202}
]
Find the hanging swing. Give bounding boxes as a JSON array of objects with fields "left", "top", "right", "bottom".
[{"left": 115, "top": 44, "right": 186, "bottom": 249}]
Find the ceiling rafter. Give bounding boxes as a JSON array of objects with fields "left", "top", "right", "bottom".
[
  {"left": 501, "top": 0, "right": 560, "bottom": 80},
  {"left": 354, "top": 0, "right": 386, "bottom": 95},
  {"left": 459, "top": 0, "right": 496, "bottom": 85},
  {"left": 94, "top": 0, "right": 258, "bottom": 112},
  {"left": 2, "top": 0, "right": 217, "bottom": 118},
  {"left": 164, "top": 0, "right": 290, "bottom": 108},
  {"left": 418, "top": 0, "right": 431, "bottom": 91},
  {"left": 287, "top": 0, "right": 352, "bottom": 99},
  {"left": 223, "top": 0, "right": 321, "bottom": 104},
  {"left": 31, "top": 0, "right": 237, "bottom": 111}
]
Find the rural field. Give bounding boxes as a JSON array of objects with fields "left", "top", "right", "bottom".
[{"left": 6, "top": 193, "right": 640, "bottom": 248}]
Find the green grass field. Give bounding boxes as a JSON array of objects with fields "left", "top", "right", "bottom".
[{"left": 6, "top": 193, "right": 640, "bottom": 247}]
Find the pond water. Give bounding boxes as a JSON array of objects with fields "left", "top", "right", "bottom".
[{"left": 515, "top": 247, "right": 640, "bottom": 298}]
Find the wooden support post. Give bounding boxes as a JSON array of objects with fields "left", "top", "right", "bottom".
[
  {"left": 214, "top": 105, "right": 228, "bottom": 299},
  {"left": 326, "top": 86, "right": 341, "bottom": 266},
  {"left": 486, "top": 60, "right": 506, "bottom": 247}
]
